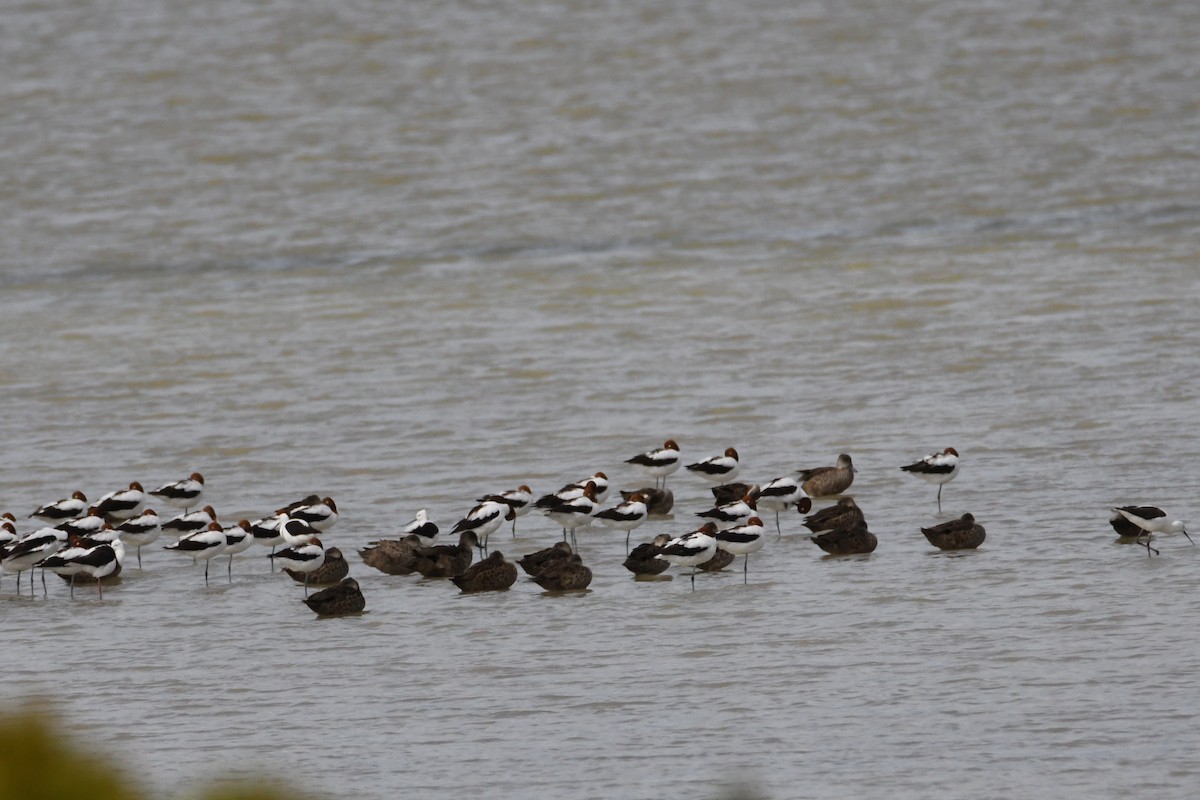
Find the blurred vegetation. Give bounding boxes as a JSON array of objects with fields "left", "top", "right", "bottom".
[
  {"left": 0, "top": 709, "right": 301, "bottom": 800},
  {"left": 1, "top": 707, "right": 771, "bottom": 800}
]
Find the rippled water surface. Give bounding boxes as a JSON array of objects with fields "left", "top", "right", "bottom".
[{"left": 3, "top": 1, "right": 1200, "bottom": 798}]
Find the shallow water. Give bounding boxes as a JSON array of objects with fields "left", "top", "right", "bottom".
[{"left": 3, "top": 1, "right": 1200, "bottom": 798}]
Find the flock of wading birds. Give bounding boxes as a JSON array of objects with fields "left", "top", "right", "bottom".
[{"left": 0, "top": 442, "right": 1190, "bottom": 613}]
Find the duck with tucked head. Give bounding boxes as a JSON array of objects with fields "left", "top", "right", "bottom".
[
  {"left": 412, "top": 531, "right": 479, "bottom": 578},
  {"left": 304, "top": 577, "right": 365, "bottom": 616},
  {"left": 921, "top": 512, "right": 985, "bottom": 552},
  {"left": 532, "top": 554, "right": 592, "bottom": 592},
  {"left": 451, "top": 550, "right": 517, "bottom": 593}
]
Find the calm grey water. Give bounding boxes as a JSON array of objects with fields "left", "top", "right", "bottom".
[{"left": 3, "top": 1, "right": 1200, "bottom": 798}]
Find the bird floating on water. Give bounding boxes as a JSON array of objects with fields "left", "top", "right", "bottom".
[
  {"left": 517, "top": 540, "right": 573, "bottom": 576},
  {"left": 803, "top": 497, "right": 865, "bottom": 535},
  {"left": 287, "top": 545, "right": 348, "bottom": 586},
  {"left": 622, "top": 534, "right": 672, "bottom": 577},
  {"left": 531, "top": 553, "right": 593, "bottom": 591},
  {"left": 711, "top": 482, "right": 756, "bottom": 506},
  {"left": 619, "top": 487, "right": 674, "bottom": 516},
  {"left": 359, "top": 534, "right": 423, "bottom": 576},
  {"left": 921, "top": 513, "right": 985, "bottom": 551},
  {"left": 810, "top": 523, "right": 877, "bottom": 556},
  {"left": 796, "top": 454, "right": 856, "bottom": 498},
  {"left": 412, "top": 531, "right": 479, "bottom": 578},
  {"left": 451, "top": 550, "right": 517, "bottom": 593},
  {"left": 304, "top": 577, "right": 365, "bottom": 616}
]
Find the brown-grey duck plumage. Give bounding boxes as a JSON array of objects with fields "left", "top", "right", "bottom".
[
  {"left": 921, "top": 513, "right": 985, "bottom": 550},
  {"left": 451, "top": 550, "right": 517, "bottom": 592},
  {"left": 358, "top": 534, "right": 423, "bottom": 576},
  {"left": 303, "top": 577, "right": 366, "bottom": 616},
  {"left": 288, "top": 546, "right": 349, "bottom": 585},
  {"left": 622, "top": 533, "right": 672, "bottom": 576},
  {"left": 517, "top": 540, "right": 573, "bottom": 576},
  {"left": 811, "top": 522, "right": 877, "bottom": 555},
  {"left": 797, "top": 454, "right": 856, "bottom": 498},
  {"left": 696, "top": 548, "right": 736, "bottom": 571},
  {"left": 710, "top": 482, "right": 758, "bottom": 507},
  {"left": 531, "top": 553, "right": 593, "bottom": 591},
  {"left": 412, "top": 531, "right": 479, "bottom": 578},
  {"left": 620, "top": 487, "right": 674, "bottom": 515},
  {"left": 803, "top": 497, "right": 865, "bottom": 534}
]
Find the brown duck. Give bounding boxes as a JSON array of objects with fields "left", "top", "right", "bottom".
[
  {"left": 803, "top": 497, "right": 865, "bottom": 534},
  {"left": 797, "top": 454, "right": 856, "bottom": 498},
  {"left": 696, "top": 548, "right": 736, "bottom": 572},
  {"left": 811, "top": 522, "right": 877, "bottom": 555},
  {"left": 622, "top": 533, "right": 672, "bottom": 576},
  {"left": 288, "top": 546, "right": 349, "bottom": 585},
  {"left": 921, "top": 513, "right": 985, "bottom": 550},
  {"left": 710, "top": 482, "right": 758, "bottom": 507},
  {"left": 413, "top": 531, "right": 479, "bottom": 578},
  {"left": 303, "top": 577, "right": 366, "bottom": 616},
  {"left": 531, "top": 554, "right": 593, "bottom": 591},
  {"left": 451, "top": 550, "right": 517, "bottom": 592},
  {"left": 358, "top": 534, "right": 423, "bottom": 576},
  {"left": 517, "top": 541, "right": 573, "bottom": 576},
  {"left": 620, "top": 487, "right": 674, "bottom": 515}
]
